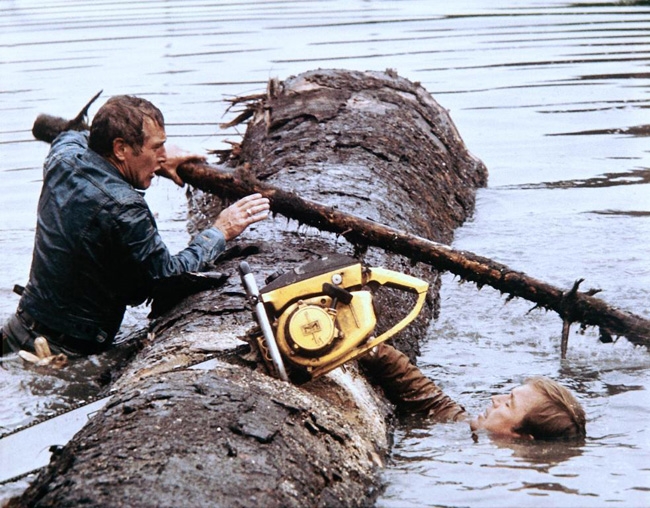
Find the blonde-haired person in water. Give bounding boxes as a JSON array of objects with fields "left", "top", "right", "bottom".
[
  {"left": 470, "top": 375, "right": 586, "bottom": 440},
  {"left": 361, "top": 344, "right": 586, "bottom": 441}
]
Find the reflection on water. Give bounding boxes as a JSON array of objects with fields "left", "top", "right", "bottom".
[
  {"left": 503, "top": 168, "right": 650, "bottom": 189},
  {"left": 551, "top": 123, "right": 650, "bottom": 137},
  {"left": 495, "top": 439, "right": 585, "bottom": 470},
  {"left": 593, "top": 209, "right": 650, "bottom": 217},
  {"left": 1, "top": 0, "right": 649, "bottom": 506}
]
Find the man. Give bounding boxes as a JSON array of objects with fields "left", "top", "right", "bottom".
[
  {"left": 361, "top": 343, "right": 586, "bottom": 441},
  {"left": 1, "top": 95, "right": 269, "bottom": 357},
  {"left": 469, "top": 375, "right": 586, "bottom": 441}
]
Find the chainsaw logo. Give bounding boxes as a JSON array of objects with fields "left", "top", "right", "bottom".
[{"left": 300, "top": 316, "right": 323, "bottom": 342}]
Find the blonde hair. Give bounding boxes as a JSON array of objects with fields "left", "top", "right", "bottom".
[{"left": 515, "top": 376, "right": 586, "bottom": 441}]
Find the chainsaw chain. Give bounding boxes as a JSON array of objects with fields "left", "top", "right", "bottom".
[
  {"left": 0, "top": 345, "right": 248, "bottom": 487},
  {"left": 0, "top": 467, "right": 46, "bottom": 489},
  {"left": 0, "top": 391, "right": 107, "bottom": 442}
]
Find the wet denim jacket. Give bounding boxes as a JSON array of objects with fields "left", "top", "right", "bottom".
[{"left": 18, "top": 131, "right": 226, "bottom": 345}]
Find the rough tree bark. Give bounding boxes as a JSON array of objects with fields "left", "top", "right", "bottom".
[{"left": 12, "top": 69, "right": 486, "bottom": 507}]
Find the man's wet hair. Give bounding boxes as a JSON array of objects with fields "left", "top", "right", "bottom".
[
  {"left": 89, "top": 95, "right": 164, "bottom": 157},
  {"left": 515, "top": 376, "right": 586, "bottom": 441}
]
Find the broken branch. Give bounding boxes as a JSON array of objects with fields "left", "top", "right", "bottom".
[{"left": 178, "top": 160, "right": 650, "bottom": 349}]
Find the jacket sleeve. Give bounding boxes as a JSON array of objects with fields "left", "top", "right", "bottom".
[
  {"left": 112, "top": 198, "right": 226, "bottom": 282},
  {"left": 359, "top": 343, "right": 467, "bottom": 422}
]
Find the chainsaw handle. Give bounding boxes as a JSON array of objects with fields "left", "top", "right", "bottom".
[
  {"left": 364, "top": 266, "right": 429, "bottom": 345},
  {"left": 364, "top": 266, "right": 429, "bottom": 295}
]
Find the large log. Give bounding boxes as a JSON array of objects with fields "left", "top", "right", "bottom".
[{"left": 13, "top": 69, "right": 486, "bottom": 507}]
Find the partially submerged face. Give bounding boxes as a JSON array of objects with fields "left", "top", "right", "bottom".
[{"left": 470, "top": 384, "right": 545, "bottom": 439}]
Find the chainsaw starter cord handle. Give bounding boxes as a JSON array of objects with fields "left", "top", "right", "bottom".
[{"left": 322, "top": 282, "right": 354, "bottom": 305}]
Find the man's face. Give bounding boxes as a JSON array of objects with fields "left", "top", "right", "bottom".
[
  {"left": 470, "top": 384, "right": 544, "bottom": 438},
  {"left": 119, "top": 116, "right": 167, "bottom": 190}
]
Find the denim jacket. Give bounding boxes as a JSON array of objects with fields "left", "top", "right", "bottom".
[{"left": 18, "top": 131, "right": 226, "bottom": 345}]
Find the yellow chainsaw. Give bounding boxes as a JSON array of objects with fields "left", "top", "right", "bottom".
[{"left": 239, "top": 254, "right": 428, "bottom": 383}]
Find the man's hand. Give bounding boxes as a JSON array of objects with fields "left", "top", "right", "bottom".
[
  {"left": 156, "top": 144, "right": 206, "bottom": 186},
  {"left": 214, "top": 193, "right": 270, "bottom": 241},
  {"left": 18, "top": 337, "right": 68, "bottom": 369}
]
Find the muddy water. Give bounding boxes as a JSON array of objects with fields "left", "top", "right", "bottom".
[{"left": 1, "top": 0, "right": 649, "bottom": 506}]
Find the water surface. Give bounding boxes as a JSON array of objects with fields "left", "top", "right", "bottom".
[{"left": 1, "top": 1, "right": 649, "bottom": 506}]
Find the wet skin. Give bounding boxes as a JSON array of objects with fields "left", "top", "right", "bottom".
[
  {"left": 110, "top": 116, "right": 167, "bottom": 190},
  {"left": 470, "top": 384, "right": 545, "bottom": 439}
]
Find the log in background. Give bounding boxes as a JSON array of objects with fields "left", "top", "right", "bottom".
[{"left": 13, "top": 69, "right": 486, "bottom": 507}]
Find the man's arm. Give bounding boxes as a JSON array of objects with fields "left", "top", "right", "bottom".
[
  {"left": 360, "top": 342, "right": 466, "bottom": 422},
  {"left": 154, "top": 147, "right": 271, "bottom": 240},
  {"left": 155, "top": 144, "right": 205, "bottom": 186},
  {"left": 113, "top": 192, "right": 269, "bottom": 284},
  {"left": 113, "top": 199, "right": 227, "bottom": 282}
]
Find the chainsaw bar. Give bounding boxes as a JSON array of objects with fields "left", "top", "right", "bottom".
[
  {"left": 0, "top": 344, "right": 248, "bottom": 486},
  {"left": 0, "top": 392, "right": 108, "bottom": 442}
]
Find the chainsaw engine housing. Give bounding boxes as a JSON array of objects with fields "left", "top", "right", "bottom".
[{"left": 248, "top": 254, "right": 428, "bottom": 382}]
